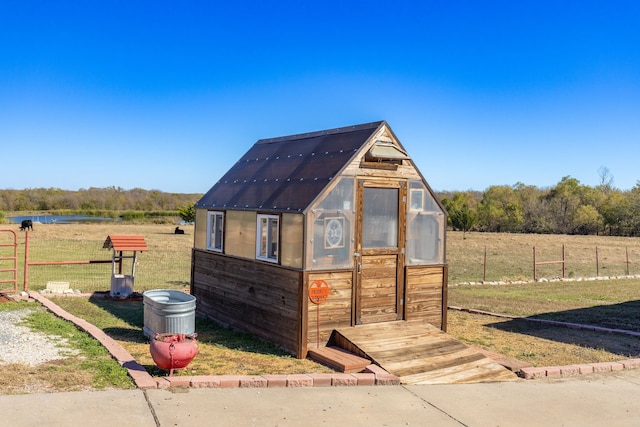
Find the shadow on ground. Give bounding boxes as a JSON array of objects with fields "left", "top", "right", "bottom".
[
  {"left": 86, "top": 295, "right": 293, "bottom": 357},
  {"left": 487, "top": 300, "right": 640, "bottom": 357}
]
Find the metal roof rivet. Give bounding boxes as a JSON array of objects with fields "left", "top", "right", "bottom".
[
  {"left": 325, "top": 151, "right": 329, "bottom": 154},
  {"left": 340, "top": 150, "right": 343, "bottom": 153},
  {"left": 253, "top": 179, "right": 257, "bottom": 182}
]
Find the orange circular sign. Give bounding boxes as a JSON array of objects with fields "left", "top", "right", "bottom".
[{"left": 308, "top": 280, "right": 330, "bottom": 305}]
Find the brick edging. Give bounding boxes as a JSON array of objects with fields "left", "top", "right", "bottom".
[
  {"left": 520, "top": 359, "right": 640, "bottom": 379},
  {"left": 29, "top": 292, "right": 400, "bottom": 389}
]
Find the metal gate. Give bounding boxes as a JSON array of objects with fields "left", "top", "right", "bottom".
[{"left": 0, "top": 229, "right": 18, "bottom": 294}]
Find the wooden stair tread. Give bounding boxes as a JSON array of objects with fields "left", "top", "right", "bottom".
[{"left": 308, "top": 346, "right": 372, "bottom": 373}]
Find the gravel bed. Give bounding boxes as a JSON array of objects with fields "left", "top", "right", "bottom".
[{"left": 0, "top": 309, "right": 75, "bottom": 366}]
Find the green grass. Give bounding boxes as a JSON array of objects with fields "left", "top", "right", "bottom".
[{"left": 21, "top": 307, "right": 134, "bottom": 389}]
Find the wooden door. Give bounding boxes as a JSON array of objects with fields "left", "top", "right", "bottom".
[{"left": 355, "top": 180, "right": 406, "bottom": 324}]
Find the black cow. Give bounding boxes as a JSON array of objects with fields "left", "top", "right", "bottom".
[
  {"left": 20, "top": 219, "right": 33, "bottom": 231},
  {"left": 174, "top": 226, "right": 185, "bottom": 234}
]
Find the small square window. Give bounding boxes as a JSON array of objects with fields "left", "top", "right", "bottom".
[
  {"left": 207, "top": 211, "right": 224, "bottom": 252},
  {"left": 256, "top": 214, "right": 279, "bottom": 262}
]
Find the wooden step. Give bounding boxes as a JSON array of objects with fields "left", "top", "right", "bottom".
[{"left": 307, "top": 346, "right": 372, "bottom": 373}]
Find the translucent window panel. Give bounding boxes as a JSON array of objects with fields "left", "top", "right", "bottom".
[
  {"left": 225, "top": 211, "right": 256, "bottom": 259},
  {"left": 280, "top": 213, "right": 303, "bottom": 269},
  {"left": 362, "top": 188, "right": 399, "bottom": 249},
  {"left": 193, "top": 208, "right": 209, "bottom": 250},
  {"left": 406, "top": 180, "right": 445, "bottom": 265},
  {"left": 307, "top": 177, "right": 355, "bottom": 270}
]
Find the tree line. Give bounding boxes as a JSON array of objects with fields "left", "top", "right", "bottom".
[
  {"left": 440, "top": 173, "right": 640, "bottom": 237},
  {"left": 3, "top": 174, "right": 640, "bottom": 237},
  {"left": 0, "top": 187, "right": 202, "bottom": 213}
]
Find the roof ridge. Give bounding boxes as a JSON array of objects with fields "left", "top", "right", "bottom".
[{"left": 257, "top": 121, "right": 384, "bottom": 145}]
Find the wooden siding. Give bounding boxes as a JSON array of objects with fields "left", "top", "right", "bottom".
[
  {"left": 305, "top": 271, "right": 353, "bottom": 355},
  {"left": 405, "top": 265, "right": 446, "bottom": 329},
  {"left": 359, "top": 254, "right": 398, "bottom": 323},
  {"left": 192, "top": 249, "right": 303, "bottom": 356}
]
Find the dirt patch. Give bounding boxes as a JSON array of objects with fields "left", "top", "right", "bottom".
[{"left": 0, "top": 294, "right": 15, "bottom": 303}]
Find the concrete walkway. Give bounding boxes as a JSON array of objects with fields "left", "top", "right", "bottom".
[{"left": 2, "top": 369, "right": 640, "bottom": 426}]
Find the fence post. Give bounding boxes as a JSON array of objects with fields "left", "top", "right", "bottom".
[
  {"left": 23, "top": 230, "right": 30, "bottom": 292},
  {"left": 533, "top": 245, "right": 536, "bottom": 281},
  {"left": 626, "top": 247, "right": 630, "bottom": 276},
  {"left": 483, "top": 246, "right": 487, "bottom": 282},
  {"left": 596, "top": 246, "right": 599, "bottom": 277},
  {"left": 562, "top": 244, "right": 566, "bottom": 278}
]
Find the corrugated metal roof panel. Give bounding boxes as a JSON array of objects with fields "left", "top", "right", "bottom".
[
  {"left": 103, "top": 235, "right": 148, "bottom": 251},
  {"left": 196, "top": 121, "right": 384, "bottom": 212}
]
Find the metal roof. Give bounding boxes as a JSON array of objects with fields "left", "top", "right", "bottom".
[
  {"left": 103, "top": 235, "right": 148, "bottom": 251},
  {"left": 196, "top": 121, "right": 385, "bottom": 212}
]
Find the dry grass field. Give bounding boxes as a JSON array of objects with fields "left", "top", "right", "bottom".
[
  {"left": 1, "top": 222, "right": 193, "bottom": 293},
  {"left": 448, "top": 230, "right": 640, "bottom": 366},
  {"left": 2, "top": 224, "right": 640, "bottom": 379},
  {"left": 447, "top": 230, "right": 640, "bottom": 283}
]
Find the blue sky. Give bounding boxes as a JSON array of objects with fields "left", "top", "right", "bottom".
[{"left": 1, "top": 1, "right": 639, "bottom": 194}]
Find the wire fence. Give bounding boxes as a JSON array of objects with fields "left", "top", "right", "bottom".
[
  {"left": 447, "top": 234, "right": 640, "bottom": 284},
  {"left": 4, "top": 228, "right": 640, "bottom": 292},
  {"left": 0, "top": 230, "right": 192, "bottom": 293}
]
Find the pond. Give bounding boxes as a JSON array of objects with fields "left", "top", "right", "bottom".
[{"left": 7, "top": 215, "right": 122, "bottom": 224}]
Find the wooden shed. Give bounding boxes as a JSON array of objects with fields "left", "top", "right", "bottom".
[{"left": 191, "top": 121, "right": 448, "bottom": 359}]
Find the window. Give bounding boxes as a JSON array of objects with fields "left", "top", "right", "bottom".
[
  {"left": 256, "top": 214, "right": 279, "bottom": 262},
  {"left": 362, "top": 187, "right": 399, "bottom": 249},
  {"left": 207, "top": 211, "right": 224, "bottom": 252}
]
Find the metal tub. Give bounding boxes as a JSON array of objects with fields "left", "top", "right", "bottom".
[{"left": 143, "top": 289, "right": 196, "bottom": 338}]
